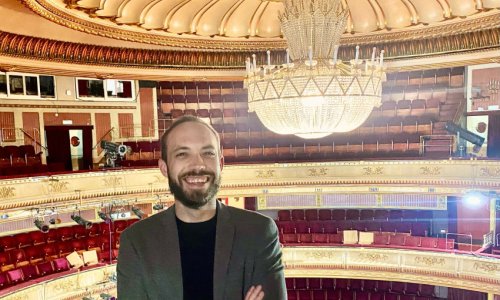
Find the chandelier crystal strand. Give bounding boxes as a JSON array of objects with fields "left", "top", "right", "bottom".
[{"left": 245, "top": 0, "right": 386, "bottom": 139}]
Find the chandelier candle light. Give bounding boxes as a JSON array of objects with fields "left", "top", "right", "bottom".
[{"left": 245, "top": 0, "right": 386, "bottom": 139}]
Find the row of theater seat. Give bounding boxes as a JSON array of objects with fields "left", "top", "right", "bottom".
[
  {"left": 286, "top": 289, "right": 436, "bottom": 300},
  {"left": 0, "top": 235, "right": 120, "bottom": 273},
  {"left": 277, "top": 209, "right": 433, "bottom": 222},
  {"left": 0, "top": 257, "right": 71, "bottom": 290},
  {"left": 285, "top": 278, "right": 435, "bottom": 296},
  {"left": 0, "top": 219, "right": 141, "bottom": 291},
  {"left": 276, "top": 219, "right": 430, "bottom": 236},
  {"left": 279, "top": 231, "right": 454, "bottom": 250},
  {"left": 0, "top": 219, "right": 138, "bottom": 252}
]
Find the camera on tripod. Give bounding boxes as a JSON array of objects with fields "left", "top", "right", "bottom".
[{"left": 100, "top": 140, "right": 130, "bottom": 168}]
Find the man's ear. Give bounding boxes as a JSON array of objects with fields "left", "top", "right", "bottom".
[
  {"left": 158, "top": 159, "right": 168, "bottom": 177},
  {"left": 219, "top": 155, "right": 224, "bottom": 171}
]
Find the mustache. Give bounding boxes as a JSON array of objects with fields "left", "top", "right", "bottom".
[{"left": 180, "top": 170, "right": 215, "bottom": 178}]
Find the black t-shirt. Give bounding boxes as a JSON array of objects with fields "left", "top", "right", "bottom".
[{"left": 176, "top": 214, "right": 217, "bottom": 300}]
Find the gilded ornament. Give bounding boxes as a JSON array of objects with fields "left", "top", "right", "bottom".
[
  {"left": 48, "top": 181, "right": 69, "bottom": 193},
  {"left": 357, "top": 253, "right": 389, "bottom": 262},
  {"left": 308, "top": 168, "right": 328, "bottom": 177},
  {"left": 306, "top": 250, "right": 336, "bottom": 260},
  {"left": 52, "top": 278, "right": 77, "bottom": 291},
  {"left": 473, "top": 262, "right": 500, "bottom": 273},
  {"left": 103, "top": 177, "right": 122, "bottom": 188},
  {"left": 414, "top": 256, "right": 445, "bottom": 266},
  {"left": 479, "top": 167, "right": 500, "bottom": 177},
  {"left": 363, "top": 167, "right": 384, "bottom": 175},
  {"left": 420, "top": 166, "right": 441, "bottom": 175},
  {"left": 0, "top": 186, "right": 15, "bottom": 198},
  {"left": 256, "top": 170, "right": 276, "bottom": 178}
]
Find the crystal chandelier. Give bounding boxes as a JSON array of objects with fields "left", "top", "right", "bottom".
[{"left": 245, "top": 0, "right": 386, "bottom": 139}]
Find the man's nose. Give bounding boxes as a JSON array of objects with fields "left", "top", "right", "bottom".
[{"left": 188, "top": 154, "right": 206, "bottom": 171}]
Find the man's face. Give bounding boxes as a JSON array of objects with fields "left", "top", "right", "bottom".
[{"left": 159, "top": 121, "right": 223, "bottom": 209}]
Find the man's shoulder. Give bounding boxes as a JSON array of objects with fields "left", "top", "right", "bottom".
[{"left": 122, "top": 208, "right": 169, "bottom": 236}]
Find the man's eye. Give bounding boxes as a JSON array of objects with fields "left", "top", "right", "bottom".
[
  {"left": 176, "top": 152, "right": 186, "bottom": 157},
  {"left": 204, "top": 151, "right": 216, "bottom": 156}
]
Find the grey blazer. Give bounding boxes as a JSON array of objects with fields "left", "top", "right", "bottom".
[{"left": 117, "top": 201, "right": 287, "bottom": 299}]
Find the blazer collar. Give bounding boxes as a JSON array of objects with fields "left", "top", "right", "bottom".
[{"left": 213, "top": 201, "right": 235, "bottom": 300}]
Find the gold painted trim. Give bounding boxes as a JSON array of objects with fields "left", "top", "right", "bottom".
[{"left": 22, "top": 0, "right": 500, "bottom": 50}]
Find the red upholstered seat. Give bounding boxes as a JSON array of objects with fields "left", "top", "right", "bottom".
[
  {"left": 331, "top": 209, "right": 345, "bottom": 221},
  {"left": 312, "top": 233, "right": 328, "bottom": 244},
  {"left": 373, "top": 233, "right": 390, "bottom": 246},
  {"left": 366, "top": 221, "right": 381, "bottom": 232},
  {"left": 24, "top": 245, "right": 44, "bottom": 264},
  {"left": 369, "top": 292, "right": 383, "bottom": 300},
  {"left": 286, "top": 290, "right": 298, "bottom": 300},
  {"left": 377, "top": 281, "right": 391, "bottom": 292},
  {"left": 309, "top": 278, "right": 321, "bottom": 289},
  {"left": 9, "top": 249, "right": 28, "bottom": 267},
  {"left": 113, "top": 220, "right": 128, "bottom": 233},
  {"left": 294, "top": 220, "right": 309, "bottom": 234},
  {"left": 305, "top": 209, "right": 319, "bottom": 221},
  {"left": 384, "top": 293, "right": 398, "bottom": 300},
  {"left": 15, "top": 232, "right": 32, "bottom": 248},
  {"left": 420, "top": 284, "right": 435, "bottom": 297},
  {"left": 53, "top": 258, "right": 70, "bottom": 272},
  {"left": 360, "top": 209, "right": 374, "bottom": 220},
  {"left": 328, "top": 233, "right": 342, "bottom": 244},
  {"left": 391, "top": 281, "right": 405, "bottom": 294},
  {"left": 318, "top": 209, "right": 332, "bottom": 220},
  {"left": 381, "top": 221, "right": 396, "bottom": 233},
  {"left": 73, "top": 225, "right": 88, "bottom": 239},
  {"left": 291, "top": 209, "right": 305, "bottom": 221},
  {"left": 56, "top": 241, "right": 73, "bottom": 257},
  {"left": 312, "top": 290, "right": 326, "bottom": 300},
  {"left": 5, "top": 268, "right": 24, "bottom": 284},
  {"left": 278, "top": 210, "right": 291, "bottom": 221},
  {"left": 350, "top": 279, "right": 363, "bottom": 291},
  {"left": 326, "top": 289, "right": 340, "bottom": 300},
  {"left": 340, "top": 289, "right": 354, "bottom": 300},
  {"left": 285, "top": 277, "right": 294, "bottom": 289},
  {"left": 420, "top": 237, "right": 437, "bottom": 249},
  {"left": 0, "top": 236, "right": 17, "bottom": 251},
  {"left": 335, "top": 278, "right": 349, "bottom": 290},
  {"left": 20, "top": 264, "right": 39, "bottom": 280},
  {"left": 282, "top": 233, "right": 299, "bottom": 244},
  {"left": 389, "top": 234, "right": 406, "bottom": 246},
  {"left": 374, "top": 210, "right": 389, "bottom": 221},
  {"left": 299, "top": 233, "right": 313, "bottom": 244},
  {"left": 0, "top": 272, "right": 9, "bottom": 289},
  {"left": 36, "top": 261, "right": 55, "bottom": 276},
  {"left": 46, "top": 229, "right": 59, "bottom": 243},
  {"left": 356, "top": 291, "right": 370, "bottom": 300},
  {"left": 406, "top": 283, "right": 420, "bottom": 295},
  {"left": 405, "top": 236, "right": 421, "bottom": 247},
  {"left": 323, "top": 222, "right": 337, "bottom": 234},
  {"left": 41, "top": 243, "right": 58, "bottom": 260},
  {"left": 57, "top": 227, "right": 75, "bottom": 241},
  {"left": 298, "top": 290, "right": 312, "bottom": 300},
  {"left": 29, "top": 230, "right": 47, "bottom": 245},
  {"left": 276, "top": 221, "right": 295, "bottom": 234},
  {"left": 309, "top": 220, "right": 324, "bottom": 233},
  {"left": 363, "top": 280, "right": 377, "bottom": 291},
  {"left": 99, "top": 222, "right": 112, "bottom": 236},
  {"left": 71, "top": 239, "right": 87, "bottom": 252},
  {"left": 128, "top": 218, "right": 140, "bottom": 227},
  {"left": 437, "top": 238, "right": 455, "bottom": 250},
  {"left": 0, "top": 252, "right": 13, "bottom": 272},
  {"left": 295, "top": 277, "right": 307, "bottom": 289},
  {"left": 346, "top": 210, "right": 360, "bottom": 220}
]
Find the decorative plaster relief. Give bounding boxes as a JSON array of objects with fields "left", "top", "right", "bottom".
[
  {"left": 308, "top": 168, "right": 328, "bottom": 177},
  {"left": 414, "top": 256, "right": 446, "bottom": 266},
  {"left": 256, "top": 170, "right": 276, "bottom": 178},
  {"left": 0, "top": 186, "right": 15, "bottom": 198},
  {"left": 420, "top": 166, "right": 441, "bottom": 175},
  {"left": 363, "top": 167, "right": 384, "bottom": 175}
]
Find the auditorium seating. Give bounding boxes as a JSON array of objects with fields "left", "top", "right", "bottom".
[{"left": 284, "top": 278, "right": 442, "bottom": 300}]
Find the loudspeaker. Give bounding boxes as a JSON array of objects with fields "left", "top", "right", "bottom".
[
  {"left": 139, "top": 80, "right": 158, "bottom": 88},
  {"left": 445, "top": 121, "right": 485, "bottom": 147}
]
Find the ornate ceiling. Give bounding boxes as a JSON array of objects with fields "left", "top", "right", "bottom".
[{"left": 0, "top": 0, "right": 498, "bottom": 79}]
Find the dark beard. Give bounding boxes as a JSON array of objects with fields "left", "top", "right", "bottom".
[{"left": 168, "top": 171, "right": 221, "bottom": 209}]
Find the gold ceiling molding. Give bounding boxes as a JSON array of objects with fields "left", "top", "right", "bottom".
[
  {"left": 21, "top": 0, "right": 500, "bottom": 50},
  {"left": 0, "top": 102, "right": 137, "bottom": 110},
  {"left": 0, "top": 28, "right": 499, "bottom": 74}
]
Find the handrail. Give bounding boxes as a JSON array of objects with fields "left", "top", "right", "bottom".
[
  {"left": 19, "top": 128, "right": 47, "bottom": 151},
  {"left": 446, "top": 232, "right": 473, "bottom": 252},
  {"left": 420, "top": 134, "right": 455, "bottom": 156},
  {"left": 93, "top": 127, "right": 115, "bottom": 149}
]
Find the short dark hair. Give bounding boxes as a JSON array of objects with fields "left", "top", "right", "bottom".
[{"left": 160, "top": 115, "right": 221, "bottom": 162}]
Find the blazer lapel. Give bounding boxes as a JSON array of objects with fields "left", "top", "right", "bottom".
[
  {"left": 156, "top": 206, "right": 183, "bottom": 298},
  {"left": 213, "top": 202, "right": 235, "bottom": 300}
]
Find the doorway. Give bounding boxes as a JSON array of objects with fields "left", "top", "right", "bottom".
[{"left": 44, "top": 125, "right": 93, "bottom": 171}]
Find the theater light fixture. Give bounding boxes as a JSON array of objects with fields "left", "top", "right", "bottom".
[
  {"left": 245, "top": 0, "right": 385, "bottom": 138},
  {"left": 71, "top": 214, "right": 93, "bottom": 229},
  {"left": 152, "top": 203, "right": 164, "bottom": 210},
  {"left": 131, "top": 206, "right": 145, "bottom": 219},
  {"left": 34, "top": 218, "right": 50, "bottom": 233}
]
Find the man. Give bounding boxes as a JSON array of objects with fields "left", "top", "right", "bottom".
[{"left": 117, "top": 116, "right": 286, "bottom": 299}]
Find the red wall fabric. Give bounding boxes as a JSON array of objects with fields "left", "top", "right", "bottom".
[{"left": 456, "top": 196, "right": 490, "bottom": 241}]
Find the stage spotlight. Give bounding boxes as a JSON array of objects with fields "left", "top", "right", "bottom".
[
  {"left": 34, "top": 218, "right": 50, "bottom": 233},
  {"left": 98, "top": 211, "right": 112, "bottom": 222},
  {"left": 153, "top": 203, "right": 164, "bottom": 211},
  {"left": 131, "top": 206, "right": 145, "bottom": 219},
  {"left": 1, "top": 213, "right": 8, "bottom": 219},
  {"left": 71, "top": 214, "right": 93, "bottom": 229},
  {"left": 100, "top": 293, "right": 115, "bottom": 300}
]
